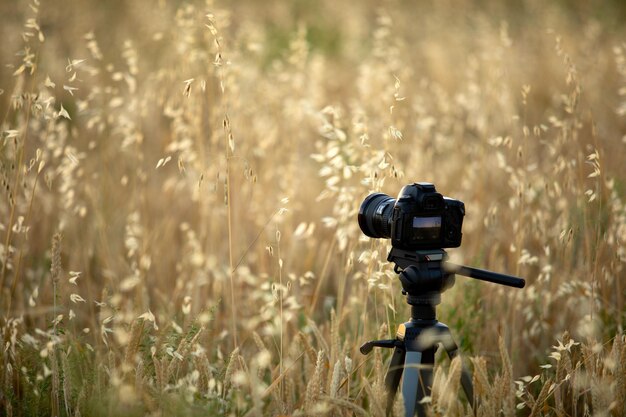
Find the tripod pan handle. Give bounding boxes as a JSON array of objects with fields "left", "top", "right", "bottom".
[
  {"left": 444, "top": 262, "right": 525, "bottom": 288},
  {"left": 360, "top": 339, "right": 399, "bottom": 355}
]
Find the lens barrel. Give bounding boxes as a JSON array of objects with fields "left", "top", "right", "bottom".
[{"left": 358, "top": 193, "right": 395, "bottom": 239}]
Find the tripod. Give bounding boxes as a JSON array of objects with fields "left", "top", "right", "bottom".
[{"left": 360, "top": 248, "right": 525, "bottom": 417}]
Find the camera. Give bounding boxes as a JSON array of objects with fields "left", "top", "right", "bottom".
[{"left": 358, "top": 183, "right": 464, "bottom": 250}]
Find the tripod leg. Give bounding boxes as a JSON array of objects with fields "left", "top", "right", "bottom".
[
  {"left": 446, "top": 347, "right": 475, "bottom": 409},
  {"left": 384, "top": 347, "right": 405, "bottom": 415},
  {"left": 400, "top": 351, "right": 434, "bottom": 417}
]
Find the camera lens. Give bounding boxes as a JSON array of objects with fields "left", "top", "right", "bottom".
[{"left": 358, "top": 193, "right": 395, "bottom": 238}]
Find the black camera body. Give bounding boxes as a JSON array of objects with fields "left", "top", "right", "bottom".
[{"left": 358, "top": 183, "right": 464, "bottom": 250}]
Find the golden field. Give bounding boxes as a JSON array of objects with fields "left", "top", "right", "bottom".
[{"left": 0, "top": 0, "right": 625, "bottom": 415}]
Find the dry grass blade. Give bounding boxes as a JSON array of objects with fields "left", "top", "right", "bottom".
[
  {"left": 321, "top": 395, "right": 369, "bottom": 416},
  {"left": 529, "top": 378, "right": 553, "bottom": 417},
  {"left": 260, "top": 351, "right": 305, "bottom": 399}
]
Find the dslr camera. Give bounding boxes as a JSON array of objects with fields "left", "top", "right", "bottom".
[{"left": 358, "top": 183, "right": 464, "bottom": 250}]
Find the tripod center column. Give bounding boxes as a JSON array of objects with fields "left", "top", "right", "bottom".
[{"left": 411, "top": 304, "right": 436, "bottom": 321}]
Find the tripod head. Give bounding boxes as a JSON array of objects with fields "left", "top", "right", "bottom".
[
  {"left": 389, "top": 249, "right": 455, "bottom": 307},
  {"left": 388, "top": 247, "right": 525, "bottom": 311}
]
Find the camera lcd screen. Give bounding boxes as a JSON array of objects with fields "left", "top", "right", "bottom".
[{"left": 411, "top": 216, "right": 441, "bottom": 241}]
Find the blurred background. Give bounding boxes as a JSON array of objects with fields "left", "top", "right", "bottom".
[{"left": 1, "top": 0, "right": 625, "bottom": 415}]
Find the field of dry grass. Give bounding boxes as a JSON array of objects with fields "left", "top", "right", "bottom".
[{"left": 1, "top": 0, "right": 625, "bottom": 415}]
